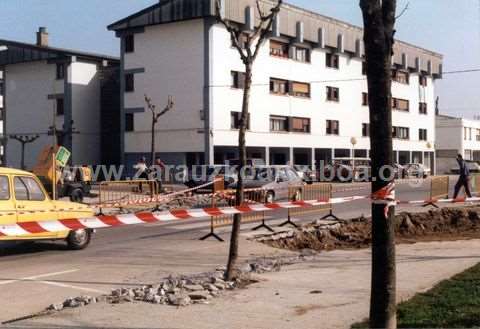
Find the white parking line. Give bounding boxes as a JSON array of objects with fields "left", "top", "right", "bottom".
[
  {"left": 0, "top": 269, "right": 79, "bottom": 286},
  {"left": 0, "top": 269, "right": 107, "bottom": 294},
  {"left": 38, "top": 280, "right": 107, "bottom": 294}
]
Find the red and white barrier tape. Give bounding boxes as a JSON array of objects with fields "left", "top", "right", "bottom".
[
  {"left": 1, "top": 193, "right": 479, "bottom": 237},
  {"left": 372, "top": 182, "right": 396, "bottom": 219},
  {"left": 0, "top": 196, "right": 366, "bottom": 237}
]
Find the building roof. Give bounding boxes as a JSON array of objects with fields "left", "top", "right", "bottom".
[
  {"left": 108, "top": 0, "right": 442, "bottom": 76},
  {"left": 0, "top": 38, "right": 119, "bottom": 66}
]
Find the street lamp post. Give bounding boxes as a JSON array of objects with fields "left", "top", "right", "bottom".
[
  {"left": 351, "top": 137, "right": 358, "bottom": 180},
  {"left": 9, "top": 135, "right": 40, "bottom": 170}
]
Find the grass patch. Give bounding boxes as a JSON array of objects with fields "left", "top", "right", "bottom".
[{"left": 353, "top": 263, "right": 480, "bottom": 328}]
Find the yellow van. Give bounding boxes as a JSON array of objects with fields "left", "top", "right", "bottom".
[{"left": 0, "top": 168, "right": 95, "bottom": 250}]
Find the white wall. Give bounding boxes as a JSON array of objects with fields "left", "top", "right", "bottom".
[
  {"left": 124, "top": 19, "right": 206, "bottom": 154},
  {"left": 71, "top": 61, "right": 101, "bottom": 165},
  {"left": 5, "top": 61, "right": 64, "bottom": 169},
  {"left": 210, "top": 24, "right": 437, "bottom": 159}
]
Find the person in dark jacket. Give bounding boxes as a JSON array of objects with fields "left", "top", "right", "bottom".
[{"left": 453, "top": 154, "right": 472, "bottom": 199}]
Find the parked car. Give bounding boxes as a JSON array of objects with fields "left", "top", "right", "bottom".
[
  {"left": 293, "top": 165, "right": 314, "bottom": 184},
  {"left": 451, "top": 160, "right": 480, "bottom": 174},
  {"left": 228, "top": 166, "right": 304, "bottom": 202},
  {"left": 393, "top": 163, "right": 406, "bottom": 179},
  {"left": 405, "top": 163, "right": 431, "bottom": 178},
  {"left": 0, "top": 168, "right": 95, "bottom": 249},
  {"left": 321, "top": 158, "right": 371, "bottom": 182}
]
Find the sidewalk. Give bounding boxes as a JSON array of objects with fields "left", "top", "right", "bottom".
[{"left": 8, "top": 239, "right": 480, "bottom": 329}]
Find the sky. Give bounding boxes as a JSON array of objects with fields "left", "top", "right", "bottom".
[{"left": 1, "top": 0, "right": 479, "bottom": 119}]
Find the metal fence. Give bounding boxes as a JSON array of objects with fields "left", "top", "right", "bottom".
[
  {"left": 284, "top": 183, "right": 336, "bottom": 227},
  {"left": 200, "top": 188, "right": 267, "bottom": 241},
  {"left": 98, "top": 180, "right": 158, "bottom": 208},
  {"left": 423, "top": 176, "right": 450, "bottom": 208}
]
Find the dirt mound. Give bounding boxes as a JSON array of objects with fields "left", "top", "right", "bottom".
[{"left": 257, "top": 207, "right": 480, "bottom": 252}]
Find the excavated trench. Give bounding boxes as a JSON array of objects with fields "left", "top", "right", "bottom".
[{"left": 256, "top": 207, "right": 480, "bottom": 251}]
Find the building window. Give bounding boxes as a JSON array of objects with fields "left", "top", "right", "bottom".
[
  {"left": 56, "top": 63, "right": 65, "bottom": 80},
  {"left": 392, "top": 70, "right": 410, "bottom": 84},
  {"left": 362, "top": 61, "right": 367, "bottom": 75},
  {"left": 231, "top": 71, "right": 246, "bottom": 89},
  {"left": 125, "top": 113, "right": 134, "bottom": 132},
  {"left": 476, "top": 129, "right": 480, "bottom": 142},
  {"left": 56, "top": 98, "right": 64, "bottom": 116},
  {"left": 419, "top": 129, "right": 428, "bottom": 141},
  {"left": 292, "top": 47, "right": 310, "bottom": 63},
  {"left": 326, "top": 53, "right": 339, "bottom": 69},
  {"left": 290, "top": 117, "right": 311, "bottom": 133},
  {"left": 231, "top": 112, "right": 250, "bottom": 130},
  {"left": 326, "top": 120, "right": 339, "bottom": 135},
  {"left": 270, "top": 116, "right": 289, "bottom": 132},
  {"left": 362, "top": 92, "right": 369, "bottom": 106},
  {"left": 392, "top": 126, "right": 409, "bottom": 140},
  {"left": 327, "top": 86, "right": 340, "bottom": 102},
  {"left": 419, "top": 102, "right": 428, "bottom": 114},
  {"left": 290, "top": 81, "right": 310, "bottom": 98},
  {"left": 125, "top": 34, "right": 135, "bottom": 53},
  {"left": 362, "top": 123, "right": 370, "bottom": 137},
  {"left": 419, "top": 75, "right": 428, "bottom": 87},
  {"left": 392, "top": 98, "right": 409, "bottom": 112},
  {"left": 270, "top": 40, "right": 289, "bottom": 58},
  {"left": 270, "top": 78, "right": 289, "bottom": 95},
  {"left": 125, "top": 73, "right": 135, "bottom": 92}
]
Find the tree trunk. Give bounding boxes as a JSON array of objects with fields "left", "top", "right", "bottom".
[
  {"left": 151, "top": 117, "right": 156, "bottom": 166},
  {"left": 360, "top": 1, "right": 397, "bottom": 328},
  {"left": 225, "top": 62, "right": 252, "bottom": 280}
]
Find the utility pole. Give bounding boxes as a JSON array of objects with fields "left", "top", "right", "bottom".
[{"left": 9, "top": 135, "right": 40, "bottom": 170}]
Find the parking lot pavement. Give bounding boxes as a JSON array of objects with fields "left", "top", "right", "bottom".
[
  {"left": 0, "top": 176, "right": 466, "bottom": 323},
  {"left": 11, "top": 239, "right": 480, "bottom": 329}
]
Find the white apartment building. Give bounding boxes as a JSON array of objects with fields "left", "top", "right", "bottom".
[
  {"left": 0, "top": 28, "right": 120, "bottom": 169},
  {"left": 436, "top": 115, "right": 480, "bottom": 174},
  {"left": 108, "top": 0, "right": 443, "bottom": 173}
]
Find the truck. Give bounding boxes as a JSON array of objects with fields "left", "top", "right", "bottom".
[{"left": 32, "top": 146, "right": 92, "bottom": 203}]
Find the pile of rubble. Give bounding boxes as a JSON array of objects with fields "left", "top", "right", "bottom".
[
  {"left": 257, "top": 207, "right": 480, "bottom": 252},
  {"left": 47, "top": 256, "right": 305, "bottom": 312}
]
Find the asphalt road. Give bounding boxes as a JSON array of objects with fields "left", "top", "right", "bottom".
[{"left": 0, "top": 176, "right": 463, "bottom": 323}]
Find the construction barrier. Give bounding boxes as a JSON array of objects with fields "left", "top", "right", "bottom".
[
  {"left": 283, "top": 183, "right": 336, "bottom": 228},
  {"left": 98, "top": 180, "right": 158, "bottom": 212},
  {"left": 200, "top": 188, "right": 267, "bottom": 242},
  {"left": 5, "top": 193, "right": 480, "bottom": 238},
  {"left": 423, "top": 176, "right": 450, "bottom": 208},
  {"left": 472, "top": 174, "right": 480, "bottom": 194}
]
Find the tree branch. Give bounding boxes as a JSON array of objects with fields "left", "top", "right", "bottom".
[
  {"left": 215, "top": 0, "right": 248, "bottom": 63},
  {"left": 252, "top": 0, "right": 283, "bottom": 61},
  {"left": 395, "top": 2, "right": 409, "bottom": 19}
]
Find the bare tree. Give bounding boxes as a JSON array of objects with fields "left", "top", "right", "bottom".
[
  {"left": 145, "top": 95, "right": 174, "bottom": 165},
  {"left": 359, "top": 1, "right": 397, "bottom": 328},
  {"left": 215, "top": 0, "right": 282, "bottom": 280}
]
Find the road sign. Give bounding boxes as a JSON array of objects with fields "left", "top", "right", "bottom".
[{"left": 56, "top": 146, "right": 71, "bottom": 167}]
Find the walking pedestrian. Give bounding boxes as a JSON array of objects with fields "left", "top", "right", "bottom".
[
  {"left": 151, "top": 158, "right": 166, "bottom": 194},
  {"left": 453, "top": 154, "right": 472, "bottom": 200},
  {"left": 133, "top": 157, "right": 149, "bottom": 193}
]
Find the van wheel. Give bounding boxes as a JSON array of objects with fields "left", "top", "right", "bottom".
[
  {"left": 67, "top": 229, "right": 92, "bottom": 250},
  {"left": 70, "top": 188, "right": 84, "bottom": 203},
  {"left": 265, "top": 191, "right": 275, "bottom": 204}
]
